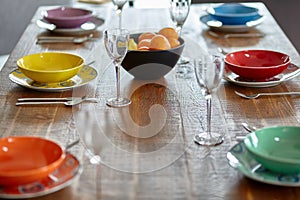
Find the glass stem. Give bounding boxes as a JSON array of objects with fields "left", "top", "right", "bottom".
[
  {"left": 176, "top": 25, "right": 182, "bottom": 37},
  {"left": 115, "top": 64, "right": 121, "bottom": 101},
  {"left": 117, "top": 9, "right": 122, "bottom": 29},
  {"left": 206, "top": 94, "right": 212, "bottom": 138}
]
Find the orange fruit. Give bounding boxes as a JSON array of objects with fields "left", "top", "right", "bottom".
[
  {"left": 138, "top": 32, "right": 156, "bottom": 43},
  {"left": 138, "top": 39, "right": 151, "bottom": 49},
  {"left": 158, "top": 27, "right": 178, "bottom": 40},
  {"left": 168, "top": 38, "right": 180, "bottom": 48},
  {"left": 138, "top": 46, "right": 150, "bottom": 51},
  {"left": 149, "top": 35, "right": 171, "bottom": 50}
]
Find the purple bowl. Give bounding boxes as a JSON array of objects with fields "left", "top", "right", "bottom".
[{"left": 43, "top": 7, "right": 93, "bottom": 28}]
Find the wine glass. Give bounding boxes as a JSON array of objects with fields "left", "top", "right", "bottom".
[
  {"left": 112, "top": 0, "right": 128, "bottom": 29},
  {"left": 104, "top": 28, "right": 131, "bottom": 108},
  {"left": 169, "top": 0, "right": 190, "bottom": 66},
  {"left": 193, "top": 55, "right": 225, "bottom": 146}
]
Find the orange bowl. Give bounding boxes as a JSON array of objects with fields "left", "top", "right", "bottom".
[{"left": 0, "top": 136, "right": 66, "bottom": 186}]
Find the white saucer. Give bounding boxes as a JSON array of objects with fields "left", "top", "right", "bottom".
[
  {"left": 224, "top": 63, "right": 300, "bottom": 87},
  {"left": 36, "top": 16, "right": 105, "bottom": 35},
  {"left": 200, "top": 14, "right": 264, "bottom": 32},
  {"left": 9, "top": 65, "right": 98, "bottom": 92},
  {"left": 227, "top": 141, "right": 300, "bottom": 187},
  {"left": 0, "top": 154, "right": 83, "bottom": 199}
]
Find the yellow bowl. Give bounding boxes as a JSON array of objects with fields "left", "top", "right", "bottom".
[{"left": 17, "top": 52, "right": 84, "bottom": 83}]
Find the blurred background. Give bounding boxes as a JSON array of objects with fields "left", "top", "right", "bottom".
[{"left": 0, "top": 0, "right": 299, "bottom": 57}]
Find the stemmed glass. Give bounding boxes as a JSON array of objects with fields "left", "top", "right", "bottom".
[
  {"left": 112, "top": 0, "right": 128, "bottom": 29},
  {"left": 193, "top": 55, "right": 225, "bottom": 146},
  {"left": 169, "top": 0, "right": 191, "bottom": 66},
  {"left": 104, "top": 28, "right": 131, "bottom": 108}
]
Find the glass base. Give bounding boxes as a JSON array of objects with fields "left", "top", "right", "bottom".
[
  {"left": 177, "top": 56, "right": 190, "bottom": 65},
  {"left": 194, "top": 132, "right": 224, "bottom": 146},
  {"left": 106, "top": 97, "right": 131, "bottom": 108},
  {"left": 176, "top": 62, "right": 194, "bottom": 79}
]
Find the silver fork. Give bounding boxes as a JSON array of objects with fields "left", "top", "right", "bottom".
[{"left": 235, "top": 90, "right": 300, "bottom": 99}]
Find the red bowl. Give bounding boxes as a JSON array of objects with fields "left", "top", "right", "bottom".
[
  {"left": 224, "top": 50, "right": 290, "bottom": 80},
  {"left": 43, "top": 7, "right": 93, "bottom": 28},
  {"left": 0, "top": 136, "right": 66, "bottom": 186}
]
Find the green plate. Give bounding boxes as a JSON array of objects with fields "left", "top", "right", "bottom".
[
  {"left": 9, "top": 65, "right": 97, "bottom": 92},
  {"left": 227, "top": 141, "right": 300, "bottom": 187}
]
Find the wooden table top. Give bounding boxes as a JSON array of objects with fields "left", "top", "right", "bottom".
[{"left": 1, "top": 2, "right": 300, "bottom": 200}]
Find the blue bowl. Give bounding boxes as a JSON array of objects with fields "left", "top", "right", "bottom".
[{"left": 207, "top": 3, "right": 259, "bottom": 25}]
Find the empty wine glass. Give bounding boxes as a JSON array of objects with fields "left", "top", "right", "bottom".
[
  {"left": 170, "top": 0, "right": 191, "bottom": 66},
  {"left": 112, "top": 0, "right": 128, "bottom": 29},
  {"left": 194, "top": 55, "right": 225, "bottom": 146},
  {"left": 104, "top": 28, "right": 131, "bottom": 108}
]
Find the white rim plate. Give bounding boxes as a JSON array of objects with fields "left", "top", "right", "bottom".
[
  {"left": 0, "top": 154, "right": 83, "bottom": 199},
  {"left": 224, "top": 63, "right": 300, "bottom": 87},
  {"left": 36, "top": 16, "right": 105, "bottom": 35},
  {"left": 200, "top": 14, "right": 264, "bottom": 32},
  {"left": 227, "top": 141, "right": 300, "bottom": 187},
  {"left": 9, "top": 65, "right": 98, "bottom": 92}
]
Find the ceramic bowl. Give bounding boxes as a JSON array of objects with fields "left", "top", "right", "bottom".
[
  {"left": 43, "top": 7, "right": 93, "bottom": 28},
  {"left": 0, "top": 136, "right": 66, "bottom": 186},
  {"left": 244, "top": 126, "right": 300, "bottom": 174},
  {"left": 207, "top": 3, "right": 259, "bottom": 25},
  {"left": 17, "top": 52, "right": 84, "bottom": 83},
  {"left": 121, "top": 33, "right": 184, "bottom": 80},
  {"left": 224, "top": 50, "right": 290, "bottom": 80}
]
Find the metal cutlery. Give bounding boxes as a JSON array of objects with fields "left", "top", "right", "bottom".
[
  {"left": 235, "top": 90, "right": 300, "bottom": 99},
  {"left": 16, "top": 96, "right": 98, "bottom": 106},
  {"left": 17, "top": 96, "right": 98, "bottom": 102},
  {"left": 208, "top": 31, "right": 265, "bottom": 39},
  {"left": 36, "top": 34, "right": 95, "bottom": 44},
  {"left": 235, "top": 123, "right": 258, "bottom": 141}
]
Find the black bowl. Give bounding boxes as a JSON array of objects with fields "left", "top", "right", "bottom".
[{"left": 121, "top": 33, "right": 185, "bottom": 80}]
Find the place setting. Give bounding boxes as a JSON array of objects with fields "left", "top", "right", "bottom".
[
  {"left": 222, "top": 49, "right": 300, "bottom": 87},
  {"left": 36, "top": 6, "right": 105, "bottom": 36},
  {"left": 199, "top": 3, "right": 265, "bottom": 33},
  {"left": 8, "top": 52, "right": 98, "bottom": 92},
  {"left": 227, "top": 125, "right": 300, "bottom": 187},
  {"left": 0, "top": 136, "right": 82, "bottom": 199}
]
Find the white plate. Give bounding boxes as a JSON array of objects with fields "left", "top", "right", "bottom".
[
  {"left": 200, "top": 14, "right": 264, "bottom": 32},
  {"left": 0, "top": 154, "right": 83, "bottom": 199},
  {"left": 227, "top": 141, "right": 300, "bottom": 187},
  {"left": 9, "top": 65, "right": 97, "bottom": 92},
  {"left": 36, "top": 16, "right": 105, "bottom": 35},
  {"left": 224, "top": 63, "right": 300, "bottom": 87}
]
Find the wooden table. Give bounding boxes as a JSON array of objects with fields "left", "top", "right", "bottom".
[{"left": 1, "top": 2, "right": 300, "bottom": 200}]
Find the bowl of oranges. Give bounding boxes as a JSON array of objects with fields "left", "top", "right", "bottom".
[{"left": 121, "top": 27, "right": 184, "bottom": 80}]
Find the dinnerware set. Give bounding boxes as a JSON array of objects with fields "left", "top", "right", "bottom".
[
  {"left": 0, "top": 136, "right": 82, "bottom": 198},
  {"left": 6, "top": 2, "right": 300, "bottom": 194},
  {"left": 199, "top": 3, "right": 300, "bottom": 186},
  {"left": 200, "top": 3, "right": 265, "bottom": 33},
  {"left": 228, "top": 125, "right": 300, "bottom": 186},
  {"left": 200, "top": 4, "right": 299, "bottom": 88},
  {"left": 9, "top": 7, "right": 101, "bottom": 93}
]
